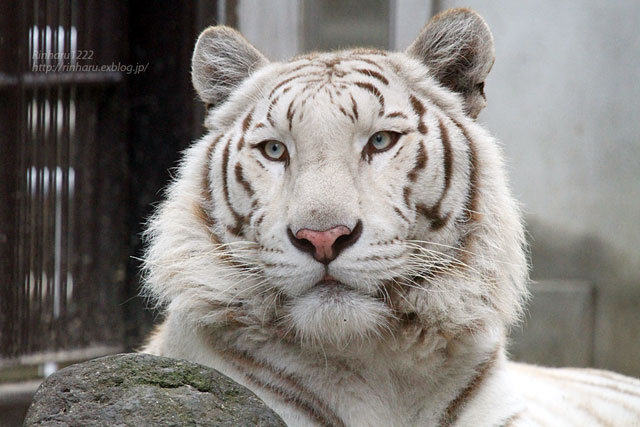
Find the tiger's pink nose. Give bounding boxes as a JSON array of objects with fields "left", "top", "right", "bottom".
[
  {"left": 287, "top": 221, "right": 363, "bottom": 264},
  {"left": 297, "top": 226, "right": 350, "bottom": 260}
]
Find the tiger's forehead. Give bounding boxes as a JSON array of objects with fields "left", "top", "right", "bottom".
[
  {"left": 250, "top": 51, "right": 417, "bottom": 138},
  {"left": 269, "top": 51, "right": 394, "bottom": 95}
]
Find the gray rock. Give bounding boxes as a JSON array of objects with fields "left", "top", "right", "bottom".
[{"left": 24, "top": 353, "right": 285, "bottom": 426}]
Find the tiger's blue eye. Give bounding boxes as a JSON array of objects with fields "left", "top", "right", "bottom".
[
  {"left": 371, "top": 132, "right": 392, "bottom": 150},
  {"left": 261, "top": 140, "right": 288, "bottom": 162},
  {"left": 365, "top": 131, "right": 401, "bottom": 157}
]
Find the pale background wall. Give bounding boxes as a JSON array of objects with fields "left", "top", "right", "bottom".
[
  {"left": 237, "top": 0, "right": 301, "bottom": 60},
  {"left": 237, "top": 0, "right": 640, "bottom": 376}
]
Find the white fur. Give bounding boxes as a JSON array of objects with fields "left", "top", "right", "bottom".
[{"left": 141, "top": 9, "right": 640, "bottom": 427}]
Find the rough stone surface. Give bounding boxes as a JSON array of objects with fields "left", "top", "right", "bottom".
[{"left": 24, "top": 353, "right": 285, "bottom": 426}]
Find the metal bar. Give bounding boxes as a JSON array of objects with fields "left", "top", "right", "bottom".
[
  {"left": 29, "top": 0, "right": 41, "bottom": 356},
  {"left": 56, "top": 0, "right": 71, "bottom": 350},
  {"left": 0, "top": 0, "right": 21, "bottom": 357},
  {"left": 33, "top": 0, "right": 47, "bottom": 354},
  {"left": 18, "top": 2, "right": 36, "bottom": 357},
  {"left": 67, "top": 0, "right": 80, "bottom": 350},
  {"left": 44, "top": 0, "right": 58, "bottom": 350},
  {"left": 74, "top": 0, "right": 93, "bottom": 347}
]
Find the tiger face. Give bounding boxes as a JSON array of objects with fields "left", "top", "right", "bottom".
[{"left": 145, "top": 9, "right": 527, "bottom": 350}]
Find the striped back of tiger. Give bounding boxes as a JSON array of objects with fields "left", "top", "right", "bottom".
[{"left": 509, "top": 363, "right": 640, "bottom": 426}]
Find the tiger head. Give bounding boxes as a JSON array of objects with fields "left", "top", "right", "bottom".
[{"left": 144, "top": 9, "right": 528, "bottom": 350}]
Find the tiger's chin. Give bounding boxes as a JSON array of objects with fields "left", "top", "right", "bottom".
[{"left": 285, "top": 280, "right": 391, "bottom": 349}]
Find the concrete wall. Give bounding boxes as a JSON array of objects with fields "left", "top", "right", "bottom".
[
  {"left": 438, "top": 0, "right": 640, "bottom": 376},
  {"left": 237, "top": 0, "right": 301, "bottom": 60}
]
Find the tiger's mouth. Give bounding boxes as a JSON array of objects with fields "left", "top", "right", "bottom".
[
  {"left": 286, "top": 275, "right": 392, "bottom": 347},
  {"left": 310, "top": 278, "right": 356, "bottom": 299},
  {"left": 310, "top": 274, "right": 388, "bottom": 300},
  {"left": 313, "top": 278, "right": 351, "bottom": 289}
]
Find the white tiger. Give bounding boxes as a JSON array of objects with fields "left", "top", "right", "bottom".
[{"left": 142, "top": 8, "right": 640, "bottom": 426}]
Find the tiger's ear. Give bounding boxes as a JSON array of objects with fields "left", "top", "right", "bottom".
[
  {"left": 406, "top": 8, "right": 495, "bottom": 118},
  {"left": 192, "top": 26, "right": 268, "bottom": 108}
]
